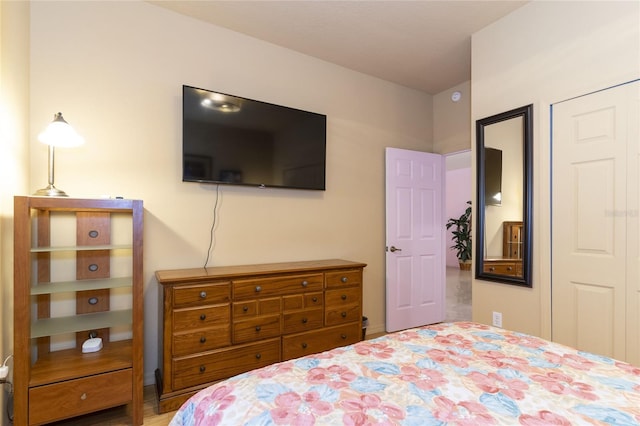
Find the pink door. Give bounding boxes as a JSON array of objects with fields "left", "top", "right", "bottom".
[{"left": 385, "top": 148, "right": 445, "bottom": 332}]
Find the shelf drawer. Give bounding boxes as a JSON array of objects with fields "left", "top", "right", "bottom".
[
  {"left": 283, "top": 308, "right": 323, "bottom": 334},
  {"left": 233, "top": 274, "right": 323, "bottom": 299},
  {"left": 29, "top": 369, "right": 132, "bottom": 425},
  {"left": 282, "top": 323, "right": 361, "bottom": 360},
  {"left": 325, "top": 287, "right": 361, "bottom": 307},
  {"left": 173, "top": 339, "right": 280, "bottom": 389},
  {"left": 325, "top": 269, "right": 362, "bottom": 289},
  {"left": 173, "top": 305, "right": 230, "bottom": 332},
  {"left": 173, "top": 282, "right": 230, "bottom": 308},
  {"left": 173, "top": 327, "right": 231, "bottom": 357}
]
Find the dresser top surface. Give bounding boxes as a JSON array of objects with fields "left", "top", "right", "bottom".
[{"left": 156, "top": 259, "right": 367, "bottom": 284}]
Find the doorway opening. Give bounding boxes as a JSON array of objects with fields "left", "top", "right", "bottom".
[{"left": 445, "top": 150, "right": 472, "bottom": 321}]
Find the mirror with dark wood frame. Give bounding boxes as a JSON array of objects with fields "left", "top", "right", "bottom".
[{"left": 475, "top": 104, "right": 533, "bottom": 287}]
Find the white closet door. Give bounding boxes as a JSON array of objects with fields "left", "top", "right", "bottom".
[{"left": 552, "top": 81, "right": 638, "bottom": 362}]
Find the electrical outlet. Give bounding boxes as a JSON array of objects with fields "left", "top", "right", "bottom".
[{"left": 492, "top": 311, "right": 503, "bottom": 328}]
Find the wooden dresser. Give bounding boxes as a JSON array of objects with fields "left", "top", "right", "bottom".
[{"left": 155, "top": 259, "right": 366, "bottom": 413}]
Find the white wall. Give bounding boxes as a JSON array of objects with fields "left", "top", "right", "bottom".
[
  {"left": 472, "top": 0, "right": 639, "bottom": 338},
  {"left": 0, "top": 2, "right": 30, "bottom": 423},
  {"left": 28, "top": 1, "right": 434, "bottom": 384},
  {"left": 434, "top": 80, "right": 471, "bottom": 154}
]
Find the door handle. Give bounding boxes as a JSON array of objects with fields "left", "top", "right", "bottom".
[{"left": 389, "top": 246, "right": 402, "bottom": 253}]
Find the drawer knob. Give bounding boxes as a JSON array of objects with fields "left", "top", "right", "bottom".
[
  {"left": 80, "top": 393, "right": 87, "bottom": 400},
  {"left": 341, "top": 334, "right": 347, "bottom": 339},
  {"left": 301, "top": 280, "right": 309, "bottom": 287},
  {"left": 255, "top": 353, "right": 261, "bottom": 359},
  {"left": 243, "top": 306, "right": 249, "bottom": 312},
  {"left": 489, "top": 267, "right": 495, "bottom": 272},
  {"left": 302, "top": 343, "right": 307, "bottom": 349},
  {"left": 255, "top": 326, "right": 261, "bottom": 332},
  {"left": 341, "top": 276, "right": 348, "bottom": 283},
  {"left": 341, "top": 311, "right": 347, "bottom": 318},
  {"left": 200, "top": 314, "right": 206, "bottom": 321},
  {"left": 255, "top": 286, "right": 262, "bottom": 293},
  {"left": 341, "top": 294, "right": 347, "bottom": 300},
  {"left": 507, "top": 266, "right": 513, "bottom": 271},
  {"left": 200, "top": 336, "right": 206, "bottom": 343},
  {"left": 312, "top": 297, "right": 318, "bottom": 303},
  {"left": 199, "top": 365, "right": 206, "bottom": 373},
  {"left": 302, "top": 318, "right": 308, "bottom": 324},
  {"left": 200, "top": 291, "right": 207, "bottom": 299}
]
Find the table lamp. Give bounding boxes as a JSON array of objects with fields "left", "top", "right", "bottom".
[{"left": 33, "top": 112, "right": 84, "bottom": 197}]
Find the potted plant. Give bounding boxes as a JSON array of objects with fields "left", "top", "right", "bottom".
[{"left": 446, "top": 201, "right": 472, "bottom": 270}]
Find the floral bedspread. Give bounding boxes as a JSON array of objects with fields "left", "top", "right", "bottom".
[{"left": 170, "top": 322, "right": 640, "bottom": 425}]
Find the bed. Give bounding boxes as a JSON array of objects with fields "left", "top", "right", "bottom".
[{"left": 170, "top": 321, "right": 640, "bottom": 425}]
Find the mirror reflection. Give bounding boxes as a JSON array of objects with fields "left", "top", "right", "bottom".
[{"left": 476, "top": 104, "right": 532, "bottom": 287}]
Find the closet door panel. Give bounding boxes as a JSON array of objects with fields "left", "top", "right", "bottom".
[
  {"left": 626, "top": 82, "right": 640, "bottom": 366},
  {"left": 552, "top": 82, "right": 634, "bottom": 361}
]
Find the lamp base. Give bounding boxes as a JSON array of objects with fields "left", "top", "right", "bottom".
[{"left": 33, "top": 185, "right": 68, "bottom": 197}]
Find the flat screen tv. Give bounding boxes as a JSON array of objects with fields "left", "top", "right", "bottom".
[{"left": 182, "top": 85, "right": 327, "bottom": 190}]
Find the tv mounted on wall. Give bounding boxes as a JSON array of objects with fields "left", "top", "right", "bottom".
[{"left": 182, "top": 85, "right": 327, "bottom": 190}]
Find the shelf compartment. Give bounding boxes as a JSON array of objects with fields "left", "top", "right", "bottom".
[
  {"left": 30, "top": 339, "right": 133, "bottom": 387},
  {"left": 31, "top": 309, "right": 132, "bottom": 338},
  {"left": 31, "top": 277, "right": 133, "bottom": 295}
]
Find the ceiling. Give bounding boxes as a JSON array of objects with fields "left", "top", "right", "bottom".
[{"left": 150, "top": 1, "right": 527, "bottom": 95}]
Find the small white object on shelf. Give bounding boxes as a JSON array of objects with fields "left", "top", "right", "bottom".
[{"left": 82, "top": 337, "right": 103, "bottom": 353}]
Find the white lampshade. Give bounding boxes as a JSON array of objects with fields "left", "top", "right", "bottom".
[{"left": 38, "top": 112, "right": 84, "bottom": 147}]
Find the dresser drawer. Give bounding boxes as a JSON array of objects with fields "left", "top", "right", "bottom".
[
  {"left": 173, "top": 305, "right": 230, "bottom": 332},
  {"left": 173, "top": 339, "right": 280, "bottom": 389},
  {"left": 325, "top": 303, "right": 361, "bottom": 326},
  {"left": 483, "top": 260, "right": 521, "bottom": 276},
  {"left": 173, "top": 282, "right": 230, "bottom": 308},
  {"left": 233, "top": 314, "right": 282, "bottom": 344},
  {"left": 29, "top": 369, "right": 132, "bottom": 425},
  {"left": 325, "top": 269, "right": 362, "bottom": 288},
  {"left": 325, "top": 287, "right": 361, "bottom": 307},
  {"left": 233, "top": 274, "right": 323, "bottom": 299},
  {"left": 233, "top": 297, "right": 281, "bottom": 319},
  {"left": 173, "top": 327, "right": 231, "bottom": 357},
  {"left": 283, "top": 292, "right": 323, "bottom": 311},
  {"left": 283, "top": 308, "right": 323, "bottom": 334},
  {"left": 282, "top": 323, "right": 361, "bottom": 360}
]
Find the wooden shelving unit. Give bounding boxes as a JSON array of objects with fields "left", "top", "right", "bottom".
[
  {"left": 13, "top": 196, "right": 143, "bottom": 425},
  {"left": 502, "top": 221, "right": 523, "bottom": 259}
]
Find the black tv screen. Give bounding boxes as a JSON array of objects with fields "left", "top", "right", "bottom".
[
  {"left": 182, "top": 85, "right": 327, "bottom": 190},
  {"left": 484, "top": 147, "right": 502, "bottom": 206}
]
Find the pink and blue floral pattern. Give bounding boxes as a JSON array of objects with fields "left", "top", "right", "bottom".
[{"left": 170, "top": 322, "right": 640, "bottom": 425}]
